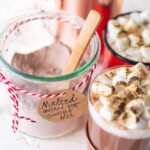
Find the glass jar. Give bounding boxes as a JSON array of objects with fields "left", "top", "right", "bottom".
[{"left": 0, "top": 11, "right": 100, "bottom": 138}]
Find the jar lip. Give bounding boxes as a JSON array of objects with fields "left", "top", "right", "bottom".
[
  {"left": 103, "top": 10, "right": 150, "bottom": 66},
  {"left": 0, "top": 11, "right": 100, "bottom": 82}
]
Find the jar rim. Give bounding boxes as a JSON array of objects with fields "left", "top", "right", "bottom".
[
  {"left": 103, "top": 11, "right": 150, "bottom": 66},
  {"left": 0, "top": 11, "right": 100, "bottom": 82}
]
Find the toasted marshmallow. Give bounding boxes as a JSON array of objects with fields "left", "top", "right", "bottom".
[
  {"left": 105, "top": 70, "right": 115, "bottom": 79},
  {"left": 141, "top": 10, "right": 150, "bottom": 22},
  {"left": 131, "top": 63, "right": 148, "bottom": 79},
  {"left": 143, "top": 106, "right": 150, "bottom": 119},
  {"left": 142, "top": 29, "right": 150, "bottom": 45},
  {"left": 116, "top": 67, "right": 130, "bottom": 78},
  {"left": 125, "top": 115, "right": 147, "bottom": 129},
  {"left": 99, "top": 105, "right": 116, "bottom": 121},
  {"left": 126, "top": 48, "right": 141, "bottom": 56},
  {"left": 91, "top": 82, "right": 101, "bottom": 96},
  {"left": 108, "top": 19, "right": 121, "bottom": 40},
  {"left": 92, "top": 81, "right": 115, "bottom": 97},
  {"left": 115, "top": 37, "right": 129, "bottom": 51},
  {"left": 126, "top": 100, "right": 144, "bottom": 116},
  {"left": 117, "top": 91, "right": 126, "bottom": 99},
  {"left": 141, "top": 46, "right": 150, "bottom": 59},
  {"left": 117, "top": 31, "right": 128, "bottom": 39},
  {"left": 119, "top": 112, "right": 128, "bottom": 123},
  {"left": 127, "top": 72, "right": 141, "bottom": 86},
  {"left": 144, "top": 84, "right": 150, "bottom": 95},
  {"left": 117, "top": 16, "right": 128, "bottom": 26},
  {"left": 99, "top": 96, "right": 110, "bottom": 105},
  {"left": 108, "top": 19, "right": 120, "bottom": 28},
  {"left": 136, "top": 96, "right": 150, "bottom": 106},
  {"left": 130, "top": 12, "right": 146, "bottom": 26},
  {"left": 110, "top": 96, "right": 126, "bottom": 110},
  {"left": 96, "top": 74, "right": 112, "bottom": 85},
  {"left": 98, "top": 84, "right": 115, "bottom": 96},
  {"left": 124, "top": 19, "right": 139, "bottom": 33},
  {"left": 128, "top": 34, "right": 141, "bottom": 47},
  {"left": 141, "top": 79, "right": 150, "bottom": 87},
  {"left": 124, "top": 84, "right": 143, "bottom": 98},
  {"left": 113, "top": 75, "right": 127, "bottom": 86}
]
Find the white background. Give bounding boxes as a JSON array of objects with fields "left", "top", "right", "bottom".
[{"left": 0, "top": 0, "right": 149, "bottom": 150}]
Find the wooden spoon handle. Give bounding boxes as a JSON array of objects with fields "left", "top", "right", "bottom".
[{"left": 63, "top": 10, "right": 102, "bottom": 75}]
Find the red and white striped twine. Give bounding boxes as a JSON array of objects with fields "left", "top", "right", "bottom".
[
  {"left": 2, "top": 14, "right": 83, "bottom": 46},
  {"left": 0, "top": 63, "right": 96, "bottom": 133}
]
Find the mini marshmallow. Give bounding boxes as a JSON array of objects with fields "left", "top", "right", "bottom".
[
  {"left": 128, "top": 34, "right": 141, "bottom": 47},
  {"left": 113, "top": 75, "right": 127, "bottom": 86},
  {"left": 105, "top": 70, "right": 115, "bottom": 79},
  {"left": 144, "top": 84, "right": 150, "bottom": 95},
  {"left": 126, "top": 48, "right": 141, "bottom": 56},
  {"left": 116, "top": 67, "right": 130, "bottom": 78},
  {"left": 127, "top": 72, "right": 141, "bottom": 86},
  {"left": 142, "top": 106, "right": 150, "bottom": 119},
  {"left": 126, "top": 100, "right": 144, "bottom": 116},
  {"left": 117, "top": 31, "right": 128, "bottom": 39},
  {"left": 99, "top": 105, "right": 116, "bottom": 121},
  {"left": 116, "top": 91, "right": 126, "bottom": 99},
  {"left": 137, "top": 98, "right": 146, "bottom": 106},
  {"left": 92, "top": 81, "right": 115, "bottom": 97},
  {"left": 108, "top": 19, "right": 122, "bottom": 40},
  {"left": 141, "top": 10, "right": 150, "bottom": 22},
  {"left": 141, "top": 79, "right": 150, "bottom": 87},
  {"left": 96, "top": 74, "right": 112, "bottom": 86},
  {"left": 110, "top": 96, "right": 126, "bottom": 110},
  {"left": 99, "top": 96, "right": 110, "bottom": 105},
  {"left": 108, "top": 19, "right": 120, "bottom": 28},
  {"left": 125, "top": 115, "right": 147, "bottom": 129},
  {"left": 91, "top": 82, "right": 101, "bottom": 95},
  {"left": 124, "top": 19, "right": 139, "bottom": 33},
  {"left": 137, "top": 97, "right": 150, "bottom": 106},
  {"left": 124, "top": 84, "right": 143, "bottom": 98},
  {"left": 119, "top": 112, "right": 128, "bottom": 123},
  {"left": 117, "top": 16, "right": 128, "bottom": 26},
  {"left": 142, "top": 29, "right": 150, "bottom": 45},
  {"left": 130, "top": 12, "right": 146, "bottom": 26},
  {"left": 131, "top": 63, "right": 148, "bottom": 79},
  {"left": 115, "top": 37, "right": 129, "bottom": 51},
  {"left": 98, "top": 84, "right": 115, "bottom": 96},
  {"left": 141, "top": 46, "right": 150, "bottom": 59}
]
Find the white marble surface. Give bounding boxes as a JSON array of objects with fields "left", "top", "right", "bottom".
[{"left": 0, "top": 0, "right": 149, "bottom": 150}]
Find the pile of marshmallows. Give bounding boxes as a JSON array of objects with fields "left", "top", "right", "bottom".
[
  {"left": 107, "top": 10, "right": 150, "bottom": 61},
  {"left": 91, "top": 63, "right": 150, "bottom": 129}
]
